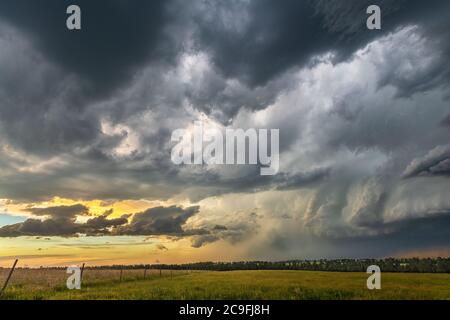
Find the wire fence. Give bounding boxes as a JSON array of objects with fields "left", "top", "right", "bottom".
[{"left": 0, "top": 261, "right": 196, "bottom": 295}]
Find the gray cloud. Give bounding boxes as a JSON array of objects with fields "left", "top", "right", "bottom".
[
  {"left": 0, "top": 218, "right": 77, "bottom": 237},
  {"left": 192, "top": 0, "right": 450, "bottom": 88},
  {"left": 0, "top": 0, "right": 175, "bottom": 98},
  {"left": 0, "top": 1, "right": 449, "bottom": 258},
  {"left": 189, "top": 211, "right": 261, "bottom": 248},
  {"left": 117, "top": 205, "right": 200, "bottom": 236},
  {"left": 84, "top": 210, "right": 130, "bottom": 232},
  {"left": 0, "top": 205, "right": 129, "bottom": 237},
  {"left": 403, "top": 145, "right": 450, "bottom": 178},
  {"left": 27, "top": 204, "right": 89, "bottom": 220},
  {"left": 441, "top": 114, "right": 450, "bottom": 128},
  {"left": 191, "top": 234, "right": 220, "bottom": 248},
  {"left": 0, "top": 205, "right": 204, "bottom": 238}
]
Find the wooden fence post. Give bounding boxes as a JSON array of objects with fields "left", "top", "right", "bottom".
[
  {"left": 159, "top": 269, "right": 162, "bottom": 277},
  {"left": 0, "top": 259, "right": 18, "bottom": 296},
  {"left": 80, "top": 263, "right": 85, "bottom": 283},
  {"left": 119, "top": 268, "right": 123, "bottom": 282}
]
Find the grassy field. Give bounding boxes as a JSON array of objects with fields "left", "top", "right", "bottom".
[{"left": 0, "top": 269, "right": 449, "bottom": 300}]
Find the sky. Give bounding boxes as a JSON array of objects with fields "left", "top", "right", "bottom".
[{"left": 0, "top": 0, "right": 449, "bottom": 267}]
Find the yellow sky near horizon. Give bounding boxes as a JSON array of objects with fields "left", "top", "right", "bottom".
[
  {"left": 0, "top": 235, "right": 246, "bottom": 268},
  {"left": 2, "top": 194, "right": 450, "bottom": 268},
  {"left": 0, "top": 196, "right": 219, "bottom": 267}
]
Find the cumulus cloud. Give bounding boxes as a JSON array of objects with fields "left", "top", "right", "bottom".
[
  {"left": 0, "top": 205, "right": 204, "bottom": 238},
  {"left": 27, "top": 204, "right": 89, "bottom": 220},
  {"left": 84, "top": 210, "right": 130, "bottom": 231},
  {"left": 0, "top": 204, "right": 131, "bottom": 237}
]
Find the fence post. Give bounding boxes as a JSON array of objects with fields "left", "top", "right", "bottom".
[
  {"left": 159, "top": 269, "right": 162, "bottom": 278},
  {"left": 1, "top": 259, "right": 18, "bottom": 296},
  {"left": 80, "top": 263, "right": 85, "bottom": 283},
  {"left": 119, "top": 268, "right": 123, "bottom": 282},
  {"left": 143, "top": 268, "right": 147, "bottom": 279}
]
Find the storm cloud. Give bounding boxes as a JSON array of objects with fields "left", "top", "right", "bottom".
[
  {"left": 403, "top": 145, "right": 450, "bottom": 178},
  {"left": 0, "top": 0, "right": 174, "bottom": 97},
  {"left": 117, "top": 205, "right": 200, "bottom": 236},
  {"left": 0, "top": 1, "right": 449, "bottom": 258}
]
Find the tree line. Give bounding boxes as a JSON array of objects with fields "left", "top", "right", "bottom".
[{"left": 91, "top": 258, "right": 450, "bottom": 273}]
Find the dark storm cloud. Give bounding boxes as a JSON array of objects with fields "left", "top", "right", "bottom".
[
  {"left": 333, "top": 213, "right": 450, "bottom": 258},
  {"left": 0, "top": 0, "right": 449, "bottom": 258},
  {"left": 0, "top": 0, "right": 182, "bottom": 159},
  {"left": 84, "top": 210, "right": 130, "bottom": 230},
  {"left": 117, "top": 205, "right": 200, "bottom": 236},
  {"left": 27, "top": 204, "right": 89, "bottom": 219},
  {"left": 441, "top": 115, "right": 450, "bottom": 128},
  {"left": 256, "top": 205, "right": 450, "bottom": 260},
  {"left": 191, "top": 234, "right": 219, "bottom": 248},
  {"left": 193, "top": 0, "right": 450, "bottom": 89},
  {"left": 0, "top": 0, "right": 448, "bottom": 161},
  {"left": 0, "top": 0, "right": 174, "bottom": 98},
  {"left": 5, "top": 0, "right": 447, "bottom": 96},
  {"left": 156, "top": 0, "right": 450, "bottom": 124},
  {"left": 0, "top": 39, "right": 98, "bottom": 156},
  {"left": 0, "top": 218, "right": 78, "bottom": 237}
]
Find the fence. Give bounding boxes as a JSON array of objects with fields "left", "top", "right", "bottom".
[{"left": 0, "top": 259, "right": 194, "bottom": 297}]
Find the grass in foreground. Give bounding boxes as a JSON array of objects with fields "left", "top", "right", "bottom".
[{"left": 1, "top": 269, "right": 449, "bottom": 300}]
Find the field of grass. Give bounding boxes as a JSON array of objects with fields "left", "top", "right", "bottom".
[{"left": 1, "top": 269, "right": 449, "bottom": 300}]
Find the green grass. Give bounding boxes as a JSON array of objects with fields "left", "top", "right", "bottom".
[{"left": 1, "top": 269, "right": 449, "bottom": 300}]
